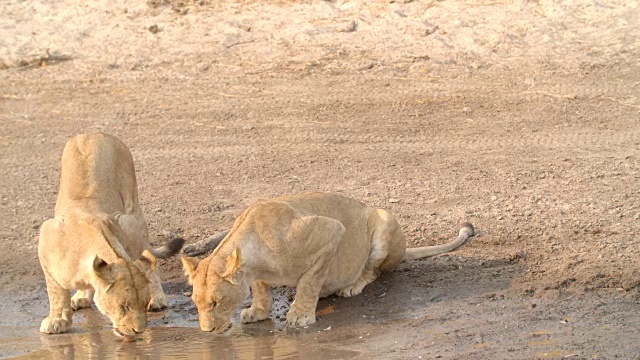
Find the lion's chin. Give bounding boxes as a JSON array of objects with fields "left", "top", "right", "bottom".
[
  {"left": 113, "top": 327, "right": 137, "bottom": 339},
  {"left": 211, "top": 322, "right": 232, "bottom": 334},
  {"left": 214, "top": 326, "right": 231, "bottom": 334}
]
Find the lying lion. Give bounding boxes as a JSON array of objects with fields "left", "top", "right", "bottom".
[
  {"left": 38, "top": 133, "right": 184, "bottom": 337},
  {"left": 182, "top": 192, "right": 474, "bottom": 332}
]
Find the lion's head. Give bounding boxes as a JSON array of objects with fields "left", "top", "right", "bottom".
[
  {"left": 91, "top": 250, "right": 157, "bottom": 337},
  {"left": 181, "top": 248, "right": 248, "bottom": 333}
]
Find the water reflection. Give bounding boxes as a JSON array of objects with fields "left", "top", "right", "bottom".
[
  {"left": 2, "top": 293, "right": 359, "bottom": 359},
  {"left": 11, "top": 327, "right": 359, "bottom": 360}
]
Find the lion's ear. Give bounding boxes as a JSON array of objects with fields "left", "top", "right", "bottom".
[
  {"left": 220, "top": 248, "right": 242, "bottom": 280},
  {"left": 93, "top": 255, "right": 114, "bottom": 283},
  {"left": 136, "top": 250, "right": 157, "bottom": 278},
  {"left": 181, "top": 255, "right": 200, "bottom": 285}
]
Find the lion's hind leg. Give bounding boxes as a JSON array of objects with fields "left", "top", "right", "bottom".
[
  {"left": 335, "top": 244, "right": 386, "bottom": 297},
  {"left": 147, "top": 270, "right": 168, "bottom": 311},
  {"left": 71, "top": 289, "right": 94, "bottom": 310},
  {"left": 336, "top": 209, "right": 404, "bottom": 297}
]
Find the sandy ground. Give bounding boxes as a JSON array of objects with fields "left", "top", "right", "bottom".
[{"left": 1, "top": 0, "right": 639, "bottom": 358}]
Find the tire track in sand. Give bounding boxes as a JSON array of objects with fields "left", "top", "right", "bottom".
[{"left": 132, "top": 130, "right": 640, "bottom": 158}]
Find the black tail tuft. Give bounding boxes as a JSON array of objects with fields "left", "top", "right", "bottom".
[
  {"left": 461, "top": 222, "right": 475, "bottom": 235},
  {"left": 166, "top": 237, "right": 186, "bottom": 255}
]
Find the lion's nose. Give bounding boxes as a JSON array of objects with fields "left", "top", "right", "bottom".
[
  {"left": 199, "top": 322, "right": 214, "bottom": 332},
  {"left": 133, "top": 325, "right": 146, "bottom": 334}
]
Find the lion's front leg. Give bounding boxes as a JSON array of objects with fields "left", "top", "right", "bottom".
[
  {"left": 41, "top": 276, "right": 73, "bottom": 334},
  {"left": 286, "top": 259, "right": 331, "bottom": 328},
  {"left": 241, "top": 281, "right": 272, "bottom": 324},
  {"left": 285, "top": 216, "right": 344, "bottom": 328}
]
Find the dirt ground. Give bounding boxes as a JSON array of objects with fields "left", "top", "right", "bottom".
[{"left": 1, "top": 0, "right": 639, "bottom": 358}]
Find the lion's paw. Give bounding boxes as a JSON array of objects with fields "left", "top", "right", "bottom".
[
  {"left": 285, "top": 310, "right": 316, "bottom": 328},
  {"left": 241, "top": 307, "right": 270, "bottom": 324},
  {"left": 147, "top": 295, "right": 168, "bottom": 312},
  {"left": 336, "top": 283, "right": 365, "bottom": 297},
  {"left": 40, "top": 317, "right": 71, "bottom": 334},
  {"left": 70, "top": 295, "right": 92, "bottom": 311}
]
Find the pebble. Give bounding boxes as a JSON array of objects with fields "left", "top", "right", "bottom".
[{"left": 338, "top": 20, "right": 357, "bottom": 33}]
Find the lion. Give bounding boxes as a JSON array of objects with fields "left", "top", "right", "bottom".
[
  {"left": 38, "top": 133, "right": 184, "bottom": 337},
  {"left": 181, "top": 192, "right": 474, "bottom": 332}
]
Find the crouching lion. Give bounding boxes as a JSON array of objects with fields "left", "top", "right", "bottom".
[
  {"left": 38, "top": 133, "right": 184, "bottom": 337},
  {"left": 181, "top": 192, "right": 474, "bottom": 333}
]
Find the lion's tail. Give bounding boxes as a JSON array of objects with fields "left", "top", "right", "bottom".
[
  {"left": 402, "top": 223, "right": 475, "bottom": 261},
  {"left": 151, "top": 237, "right": 186, "bottom": 259}
]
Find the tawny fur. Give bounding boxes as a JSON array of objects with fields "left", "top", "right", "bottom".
[
  {"left": 37, "top": 133, "right": 182, "bottom": 337},
  {"left": 182, "top": 192, "right": 474, "bottom": 332}
]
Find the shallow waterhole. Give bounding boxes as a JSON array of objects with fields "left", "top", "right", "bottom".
[
  {"left": 0, "top": 291, "right": 360, "bottom": 359},
  {"left": 1, "top": 325, "right": 360, "bottom": 359}
]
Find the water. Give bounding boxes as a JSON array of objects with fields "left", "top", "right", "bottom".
[
  {"left": 0, "top": 292, "right": 360, "bottom": 360},
  {"left": 2, "top": 326, "right": 359, "bottom": 359}
]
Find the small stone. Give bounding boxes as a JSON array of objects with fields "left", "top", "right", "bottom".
[
  {"left": 183, "top": 291, "right": 192, "bottom": 297},
  {"left": 148, "top": 25, "right": 160, "bottom": 34},
  {"left": 338, "top": 20, "right": 357, "bottom": 33},
  {"left": 358, "top": 63, "right": 375, "bottom": 71},
  {"left": 394, "top": 9, "right": 407, "bottom": 17},
  {"left": 196, "top": 62, "right": 209, "bottom": 72},
  {"left": 388, "top": 199, "right": 400, "bottom": 203}
]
